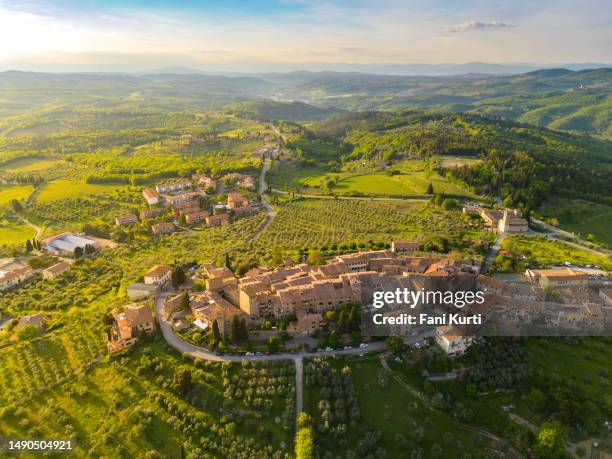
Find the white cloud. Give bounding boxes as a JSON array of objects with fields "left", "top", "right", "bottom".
[{"left": 444, "top": 20, "right": 513, "bottom": 34}]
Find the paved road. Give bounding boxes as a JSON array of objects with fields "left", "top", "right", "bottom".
[
  {"left": 272, "top": 188, "right": 429, "bottom": 203},
  {"left": 531, "top": 217, "right": 610, "bottom": 256},
  {"left": 481, "top": 234, "right": 505, "bottom": 274},
  {"left": 252, "top": 158, "right": 276, "bottom": 240},
  {"left": 294, "top": 356, "right": 303, "bottom": 420}
]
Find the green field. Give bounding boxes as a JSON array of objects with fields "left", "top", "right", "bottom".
[
  {"left": 0, "top": 184, "right": 34, "bottom": 205},
  {"left": 36, "top": 181, "right": 126, "bottom": 203},
  {"left": 0, "top": 157, "right": 62, "bottom": 173},
  {"left": 0, "top": 222, "right": 36, "bottom": 246},
  {"left": 538, "top": 197, "right": 612, "bottom": 246},
  {"left": 502, "top": 235, "right": 612, "bottom": 270},
  {"left": 333, "top": 172, "right": 473, "bottom": 197}
]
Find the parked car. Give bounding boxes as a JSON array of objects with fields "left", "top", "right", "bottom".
[{"left": 359, "top": 343, "right": 368, "bottom": 348}]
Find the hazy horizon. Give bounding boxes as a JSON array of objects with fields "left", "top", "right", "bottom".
[{"left": 0, "top": 0, "right": 610, "bottom": 74}]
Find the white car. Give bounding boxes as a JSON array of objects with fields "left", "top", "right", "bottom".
[
  {"left": 359, "top": 343, "right": 368, "bottom": 348},
  {"left": 325, "top": 347, "right": 333, "bottom": 352}
]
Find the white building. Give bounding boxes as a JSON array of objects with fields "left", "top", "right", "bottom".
[
  {"left": 435, "top": 326, "right": 473, "bottom": 357},
  {"left": 143, "top": 265, "right": 171, "bottom": 286}
]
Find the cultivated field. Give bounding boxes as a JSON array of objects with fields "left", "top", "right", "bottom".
[
  {"left": 36, "top": 181, "right": 126, "bottom": 203},
  {"left": 0, "top": 185, "right": 34, "bottom": 206},
  {"left": 0, "top": 157, "right": 62, "bottom": 173}
]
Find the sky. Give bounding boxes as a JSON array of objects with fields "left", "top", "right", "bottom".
[{"left": 0, "top": 0, "right": 610, "bottom": 72}]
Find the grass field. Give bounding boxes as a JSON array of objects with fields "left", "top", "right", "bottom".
[
  {"left": 268, "top": 160, "right": 475, "bottom": 198},
  {"left": 36, "top": 181, "right": 126, "bottom": 203},
  {"left": 502, "top": 235, "right": 612, "bottom": 270},
  {"left": 0, "top": 184, "right": 34, "bottom": 205},
  {"left": 0, "top": 221, "right": 36, "bottom": 246},
  {"left": 333, "top": 172, "right": 473, "bottom": 197},
  {"left": 0, "top": 157, "right": 62, "bottom": 173},
  {"left": 538, "top": 197, "right": 612, "bottom": 246}
]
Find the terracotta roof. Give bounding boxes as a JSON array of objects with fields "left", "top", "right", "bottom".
[{"left": 145, "top": 264, "right": 170, "bottom": 277}]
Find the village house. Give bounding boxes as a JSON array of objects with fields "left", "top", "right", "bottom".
[
  {"left": 206, "top": 213, "right": 229, "bottom": 227},
  {"left": 140, "top": 208, "right": 163, "bottom": 220},
  {"left": 237, "top": 175, "right": 256, "bottom": 189},
  {"left": 435, "top": 326, "right": 473, "bottom": 357},
  {"left": 205, "top": 266, "right": 237, "bottom": 291},
  {"left": 151, "top": 222, "right": 174, "bottom": 235},
  {"left": 479, "top": 209, "right": 503, "bottom": 231},
  {"left": 167, "top": 192, "right": 201, "bottom": 207},
  {"left": 191, "top": 290, "right": 248, "bottom": 338},
  {"left": 0, "top": 259, "right": 35, "bottom": 291},
  {"left": 115, "top": 213, "right": 138, "bottom": 227},
  {"left": 525, "top": 268, "right": 589, "bottom": 288},
  {"left": 142, "top": 188, "right": 159, "bottom": 206},
  {"left": 391, "top": 241, "right": 420, "bottom": 253},
  {"left": 192, "top": 174, "right": 217, "bottom": 190},
  {"left": 144, "top": 265, "right": 172, "bottom": 286},
  {"left": 108, "top": 303, "right": 156, "bottom": 353},
  {"left": 42, "top": 261, "right": 71, "bottom": 280},
  {"left": 127, "top": 283, "right": 159, "bottom": 300},
  {"left": 172, "top": 200, "right": 199, "bottom": 216},
  {"left": 185, "top": 209, "right": 209, "bottom": 224},
  {"left": 227, "top": 192, "right": 249, "bottom": 209},
  {"left": 498, "top": 209, "right": 529, "bottom": 233},
  {"left": 156, "top": 179, "right": 191, "bottom": 194}
]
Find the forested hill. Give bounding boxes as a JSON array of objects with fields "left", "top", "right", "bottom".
[
  {"left": 288, "top": 111, "right": 612, "bottom": 211},
  {"left": 263, "top": 68, "right": 612, "bottom": 139},
  {"left": 1, "top": 68, "right": 611, "bottom": 137}
]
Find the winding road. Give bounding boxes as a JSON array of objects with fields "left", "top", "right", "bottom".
[
  {"left": 155, "top": 294, "right": 386, "bottom": 421},
  {"left": 251, "top": 158, "right": 276, "bottom": 240}
]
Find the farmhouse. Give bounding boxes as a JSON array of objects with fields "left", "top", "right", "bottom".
[
  {"left": 435, "top": 326, "right": 473, "bottom": 357},
  {"left": 206, "top": 213, "right": 229, "bottom": 227},
  {"left": 144, "top": 265, "right": 171, "bottom": 286},
  {"left": 498, "top": 210, "right": 529, "bottom": 233},
  {"left": 42, "top": 261, "right": 71, "bottom": 280},
  {"left": 41, "top": 232, "right": 100, "bottom": 257},
  {"left": 0, "top": 259, "right": 35, "bottom": 291},
  {"left": 108, "top": 303, "right": 156, "bottom": 352},
  {"left": 142, "top": 188, "right": 159, "bottom": 206},
  {"left": 151, "top": 222, "right": 174, "bottom": 235},
  {"left": 156, "top": 180, "right": 191, "bottom": 194},
  {"left": 227, "top": 192, "right": 249, "bottom": 209},
  {"left": 115, "top": 213, "right": 138, "bottom": 227}
]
